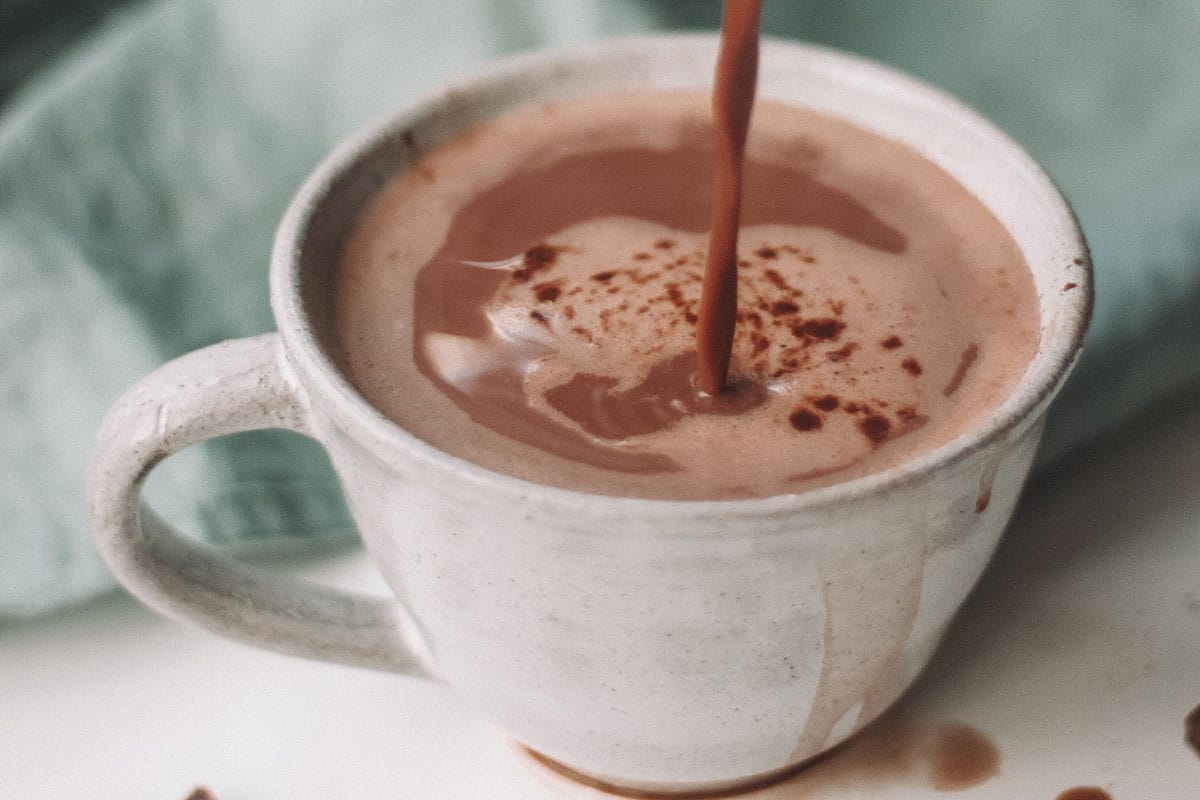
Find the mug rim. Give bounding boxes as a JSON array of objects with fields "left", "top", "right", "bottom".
[{"left": 271, "top": 33, "right": 1092, "bottom": 520}]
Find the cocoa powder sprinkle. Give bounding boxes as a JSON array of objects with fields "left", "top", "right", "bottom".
[
  {"left": 769, "top": 300, "right": 800, "bottom": 316},
  {"left": 859, "top": 414, "right": 891, "bottom": 443},
  {"left": 797, "top": 318, "right": 845, "bottom": 340},
  {"left": 811, "top": 394, "right": 840, "bottom": 411},
  {"left": 763, "top": 269, "right": 791, "bottom": 291},
  {"left": 789, "top": 408, "right": 822, "bottom": 431},
  {"left": 512, "top": 244, "right": 558, "bottom": 281},
  {"left": 525, "top": 244, "right": 557, "bottom": 265},
  {"left": 827, "top": 342, "right": 859, "bottom": 362},
  {"left": 534, "top": 283, "right": 562, "bottom": 302}
]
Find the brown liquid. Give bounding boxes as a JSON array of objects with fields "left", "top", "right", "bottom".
[
  {"left": 928, "top": 723, "right": 1000, "bottom": 790},
  {"left": 1187, "top": 703, "right": 1200, "bottom": 757},
  {"left": 1056, "top": 789, "right": 1113, "bottom": 800},
  {"left": 696, "top": 0, "right": 761, "bottom": 394},
  {"left": 521, "top": 716, "right": 1000, "bottom": 798},
  {"left": 332, "top": 91, "right": 1039, "bottom": 499}
]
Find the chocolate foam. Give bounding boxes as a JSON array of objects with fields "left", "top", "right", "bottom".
[{"left": 332, "top": 91, "right": 1039, "bottom": 499}]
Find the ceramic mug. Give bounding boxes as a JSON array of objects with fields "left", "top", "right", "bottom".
[{"left": 88, "top": 35, "right": 1091, "bottom": 795}]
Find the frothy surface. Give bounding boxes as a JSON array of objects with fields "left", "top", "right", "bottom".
[{"left": 332, "top": 91, "right": 1039, "bottom": 499}]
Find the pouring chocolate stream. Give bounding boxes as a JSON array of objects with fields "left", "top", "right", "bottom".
[{"left": 696, "top": 0, "right": 763, "bottom": 394}]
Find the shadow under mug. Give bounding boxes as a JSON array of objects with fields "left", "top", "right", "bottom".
[{"left": 89, "top": 35, "right": 1091, "bottom": 795}]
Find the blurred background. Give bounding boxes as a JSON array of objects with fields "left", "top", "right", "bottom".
[{"left": 1, "top": 0, "right": 1197, "bottom": 616}]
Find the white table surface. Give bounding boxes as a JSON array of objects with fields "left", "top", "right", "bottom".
[{"left": 4, "top": 389, "right": 1199, "bottom": 800}]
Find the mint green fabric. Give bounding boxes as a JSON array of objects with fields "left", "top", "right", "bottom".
[{"left": 2, "top": 1, "right": 1197, "bottom": 615}]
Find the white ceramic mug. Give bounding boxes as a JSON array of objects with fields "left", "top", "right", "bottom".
[{"left": 88, "top": 36, "right": 1091, "bottom": 795}]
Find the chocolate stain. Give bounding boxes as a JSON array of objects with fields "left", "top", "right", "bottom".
[
  {"left": 975, "top": 450, "right": 1004, "bottom": 514},
  {"left": 1056, "top": 788, "right": 1113, "bottom": 800},
  {"left": 927, "top": 723, "right": 1000, "bottom": 790},
  {"left": 522, "top": 716, "right": 1001, "bottom": 799},
  {"left": 1186, "top": 703, "right": 1200, "bottom": 757}
]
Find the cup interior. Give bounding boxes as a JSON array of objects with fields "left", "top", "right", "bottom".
[{"left": 275, "top": 35, "right": 1091, "bottom": 507}]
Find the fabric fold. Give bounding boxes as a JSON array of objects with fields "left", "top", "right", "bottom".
[{"left": 1, "top": 0, "right": 1196, "bottom": 615}]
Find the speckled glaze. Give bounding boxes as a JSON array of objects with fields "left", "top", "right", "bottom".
[{"left": 88, "top": 36, "right": 1091, "bottom": 795}]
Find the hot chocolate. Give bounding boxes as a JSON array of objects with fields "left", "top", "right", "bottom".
[{"left": 331, "top": 91, "right": 1040, "bottom": 500}]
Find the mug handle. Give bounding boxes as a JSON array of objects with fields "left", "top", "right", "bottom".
[{"left": 88, "top": 333, "right": 432, "bottom": 676}]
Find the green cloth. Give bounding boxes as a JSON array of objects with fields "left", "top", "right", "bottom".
[{"left": 2, "top": 0, "right": 1197, "bottom": 615}]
